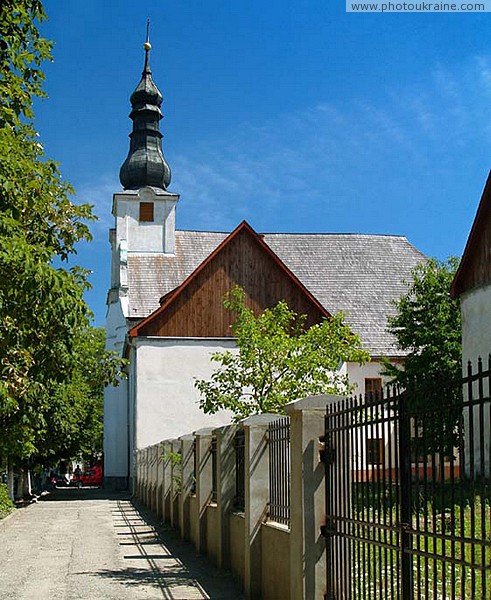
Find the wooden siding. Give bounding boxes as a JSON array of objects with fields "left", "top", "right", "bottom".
[
  {"left": 137, "top": 227, "right": 327, "bottom": 337},
  {"left": 452, "top": 171, "right": 491, "bottom": 297},
  {"left": 457, "top": 194, "right": 491, "bottom": 295}
]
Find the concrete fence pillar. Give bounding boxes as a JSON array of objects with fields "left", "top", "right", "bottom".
[
  {"left": 151, "top": 444, "right": 159, "bottom": 513},
  {"left": 155, "top": 443, "right": 164, "bottom": 518},
  {"left": 214, "top": 423, "right": 238, "bottom": 569},
  {"left": 143, "top": 448, "right": 148, "bottom": 505},
  {"left": 193, "top": 427, "right": 214, "bottom": 554},
  {"left": 134, "top": 450, "right": 139, "bottom": 498},
  {"left": 169, "top": 439, "right": 180, "bottom": 529},
  {"left": 136, "top": 449, "right": 142, "bottom": 501},
  {"left": 242, "top": 414, "right": 284, "bottom": 600},
  {"left": 137, "top": 449, "right": 142, "bottom": 501},
  {"left": 138, "top": 449, "right": 143, "bottom": 500},
  {"left": 286, "top": 394, "right": 345, "bottom": 600},
  {"left": 147, "top": 446, "right": 154, "bottom": 510},
  {"left": 179, "top": 434, "right": 195, "bottom": 541},
  {"left": 162, "top": 440, "right": 173, "bottom": 524},
  {"left": 146, "top": 447, "right": 152, "bottom": 508},
  {"left": 133, "top": 450, "right": 140, "bottom": 498}
]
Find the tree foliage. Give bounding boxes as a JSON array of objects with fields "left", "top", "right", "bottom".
[
  {"left": 385, "top": 257, "right": 461, "bottom": 386},
  {"left": 33, "top": 328, "right": 125, "bottom": 464},
  {"left": 384, "top": 258, "right": 462, "bottom": 453},
  {"left": 195, "top": 287, "right": 370, "bottom": 420},
  {"left": 0, "top": 2, "right": 119, "bottom": 472},
  {"left": 0, "top": 483, "right": 15, "bottom": 519},
  {"left": 0, "top": 0, "right": 52, "bottom": 127}
]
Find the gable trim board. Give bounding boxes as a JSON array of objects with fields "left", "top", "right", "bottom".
[
  {"left": 129, "top": 220, "right": 331, "bottom": 339},
  {"left": 451, "top": 170, "right": 491, "bottom": 299},
  {"left": 125, "top": 230, "right": 425, "bottom": 357}
]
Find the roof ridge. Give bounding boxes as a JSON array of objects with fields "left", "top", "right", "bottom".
[{"left": 176, "top": 229, "right": 412, "bottom": 239}]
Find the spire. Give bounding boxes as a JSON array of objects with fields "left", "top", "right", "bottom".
[{"left": 119, "top": 22, "right": 171, "bottom": 191}]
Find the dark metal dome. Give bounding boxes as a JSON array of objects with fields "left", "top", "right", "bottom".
[{"left": 119, "top": 43, "right": 171, "bottom": 191}]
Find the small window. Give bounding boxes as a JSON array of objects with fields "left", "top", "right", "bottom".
[
  {"left": 367, "top": 438, "right": 384, "bottom": 465},
  {"left": 365, "top": 378, "right": 383, "bottom": 401},
  {"left": 139, "top": 202, "right": 154, "bottom": 222}
]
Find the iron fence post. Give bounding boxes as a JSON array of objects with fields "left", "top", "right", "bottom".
[
  {"left": 398, "top": 391, "right": 413, "bottom": 600},
  {"left": 322, "top": 411, "right": 336, "bottom": 600}
]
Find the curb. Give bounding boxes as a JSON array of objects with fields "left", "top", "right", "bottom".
[{"left": 0, "top": 499, "right": 39, "bottom": 528}]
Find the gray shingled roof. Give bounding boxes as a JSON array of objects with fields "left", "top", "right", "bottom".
[{"left": 127, "top": 230, "right": 425, "bottom": 357}]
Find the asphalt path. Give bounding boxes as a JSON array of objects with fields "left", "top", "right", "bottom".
[{"left": 0, "top": 488, "right": 243, "bottom": 599}]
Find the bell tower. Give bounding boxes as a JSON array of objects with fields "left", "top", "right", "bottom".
[
  {"left": 109, "top": 27, "right": 179, "bottom": 311},
  {"left": 104, "top": 27, "right": 179, "bottom": 490}
]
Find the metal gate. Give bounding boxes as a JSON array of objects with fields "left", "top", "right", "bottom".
[{"left": 322, "top": 359, "right": 491, "bottom": 599}]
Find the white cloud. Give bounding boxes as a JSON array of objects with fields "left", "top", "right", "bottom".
[
  {"left": 73, "top": 54, "right": 491, "bottom": 324},
  {"left": 79, "top": 54, "right": 491, "bottom": 256},
  {"left": 167, "top": 54, "right": 491, "bottom": 237}
]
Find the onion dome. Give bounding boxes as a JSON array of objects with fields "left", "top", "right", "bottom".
[{"left": 119, "top": 33, "right": 171, "bottom": 190}]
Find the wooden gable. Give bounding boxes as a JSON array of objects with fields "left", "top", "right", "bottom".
[
  {"left": 451, "top": 171, "right": 491, "bottom": 298},
  {"left": 130, "top": 221, "right": 330, "bottom": 338}
]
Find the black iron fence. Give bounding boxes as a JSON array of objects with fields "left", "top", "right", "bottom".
[
  {"left": 323, "top": 358, "right": 491, "bottom": 599},
  {"left": 191, "top": 438, "right": 197, "bottom": 494},
  {"left": 211, "top": 435, "right": 218, "bottom": 502},
  {"left": 234, "top": 428, "right": 245, "bottom": 511},
  {"left": 268, "top": 416, "right": 291, "bottom": 527}
]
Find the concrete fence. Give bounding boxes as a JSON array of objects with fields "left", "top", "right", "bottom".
[{"left": 133, "top": 394, "right": 338, "bottom": 600}]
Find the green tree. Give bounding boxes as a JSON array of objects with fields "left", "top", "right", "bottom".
[
  {"left": 0, "top": 1, "right": 98, "bottom": 485},
  {"left": 384, "top": 257, "right": 462, "bottom": 453},
  {"left": 33, "top": 328, "right": 125, "bottom": 465},
  {"left": 0, "top": 1, "right": 92, "bottom": 255},
  {"left": 0, "top": 222, "right": 91, "bottom": 462},
  {"left": 195, "top": 286, "right": 370, "bottom": 420},
  {"left": 385, "top": 257, "right": 461, "bottom": 386},
  {"left": 0, "top": 0, "right": 52, "bottom": 128}
]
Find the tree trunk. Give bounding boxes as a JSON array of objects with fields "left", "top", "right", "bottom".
[
  {"left": 17, "top": 467, "right": 24, "bottom": 499},
  {"left": 26, "top": 469, "right": 32, "bottom": 496},
  {"left": 7, "top": 463, "right": 14, "bottom": 501}
]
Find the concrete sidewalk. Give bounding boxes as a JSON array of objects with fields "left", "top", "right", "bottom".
[{"left": 0, "top": 488, "right": 243, "bottom": 599}]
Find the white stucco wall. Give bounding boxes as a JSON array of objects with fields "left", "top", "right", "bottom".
[
  {"left": 104, "top": 300, "right": 130, "bottom": 479},
  {"left": 129, "top": 340, "right": 392, "bottom": 455},
  {"left": 345, "top": 360, "right": 394, "bottom": 396},
  {"left": 103, "top": 381, "right": 129, "bottom": 477},
  {"left": 460, "top": 283, "right": 491, "bottom": 366},
  {"left": 459, "top": 285, "right": 491, "bottom": 477},
  {"left": 131, "top": 338, "right": 237, "bottom": 453},
  {"left": 113, "top": 187, "right": 179, "bottom": 255},
  {"left": 105, "top": 186, "right": 179, "bottom": 485}
]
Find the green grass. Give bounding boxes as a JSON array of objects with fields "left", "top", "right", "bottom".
[
  {"left": 0, "top": 483, "right": 14, "bottom": 520},
  {"left": 340, "top": 487, "right": 491, "bottom": 598}
]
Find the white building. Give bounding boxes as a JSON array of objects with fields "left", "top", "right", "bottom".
[
  {"left": 103, "top": 43, "right": 425, "bottom": 489},
  {"left": 451, "top": 172, "right": 491, "bottom": 477}
]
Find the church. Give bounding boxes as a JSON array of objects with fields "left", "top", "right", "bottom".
[{"left": 103, "top": 42, "right": 425, "bottom": 490}]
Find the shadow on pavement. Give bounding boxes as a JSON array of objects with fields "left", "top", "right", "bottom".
[
  {"left": 85, "top": 566, "right": 211, "bottom": 597},
  {"left": 40, "top": 487, "right": 129, "bottom": 502},
  {"left": 38, "top": 489, "right": 244, "bottom": 598},
  {"left": 97, "top": 499, "right": 244, "bottom": 599}
]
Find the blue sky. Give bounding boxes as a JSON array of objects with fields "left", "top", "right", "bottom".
[{"left": 37, "top": 1, "right": 491, "bottom": 326}]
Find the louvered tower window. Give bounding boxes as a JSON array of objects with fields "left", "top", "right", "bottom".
[{"left": 139, "top": 202, "right": 154, "bottom": 222}]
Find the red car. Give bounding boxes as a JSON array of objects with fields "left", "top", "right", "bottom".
[{"left": 73, "top": 465, "right": 103, "bottom": 487}]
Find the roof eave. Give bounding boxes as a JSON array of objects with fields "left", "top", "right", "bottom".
[{"left": 451, "top": 170, "right": 491, "bottom": 298}]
